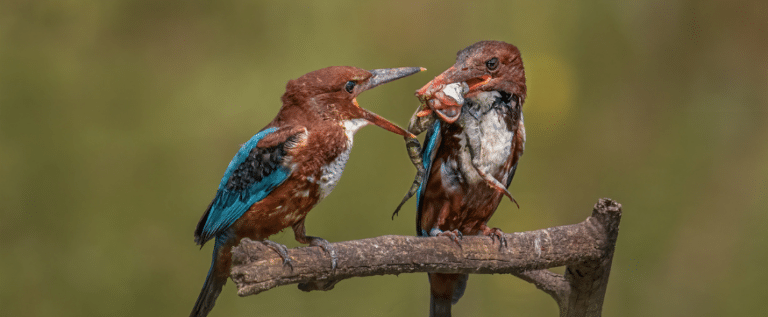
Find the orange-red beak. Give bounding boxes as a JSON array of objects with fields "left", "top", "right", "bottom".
[
  {"left": 415, "top": 67, "right": 466, "bottom": 123},
  {"left": 464, "top": 74, "right": 492, "bottom": 98},
  {"left": 357, "top": 103, "right": 416, "bottom": 139},
  {"left": 415, "top": 65, "right": 492, "bottom": 124}
]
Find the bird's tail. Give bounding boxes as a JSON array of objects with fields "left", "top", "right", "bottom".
[
  {"left": 190, "top": 253, "right": 228, "bottom": 317},
  {"left": 428, "top": 273, "right": 468, "bottom": 317}
]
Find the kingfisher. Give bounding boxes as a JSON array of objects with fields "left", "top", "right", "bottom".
[
  {"left": 189, "top": 66, "right": 424, "bottom": 317},
  {"left": 397, "top": 41, "right": 526, "bottom": 317}
]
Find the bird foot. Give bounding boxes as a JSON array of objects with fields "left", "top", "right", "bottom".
[
  {"left": 262, "top": 240, "right": 294, "bottom": 269},
  {"left": 306, "top": 236, "right": 337, "bottom": 270},
  {"left": 430, "top": 228, "right": 463, "bottom": 247},
  {"left": 481, "top": 227, "right": 507, "bottom": 249}
]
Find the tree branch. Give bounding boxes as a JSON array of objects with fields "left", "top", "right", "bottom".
[{"left": 231, "top": 198, "right": 622, "bottom": 316}]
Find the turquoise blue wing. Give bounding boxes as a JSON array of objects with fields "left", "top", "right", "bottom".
[
  {"left": 194, "top": 127, "right": 294, "bottom": 246},
  {"left": 416, "top": 120, "right": 441, "bottom": 236}
]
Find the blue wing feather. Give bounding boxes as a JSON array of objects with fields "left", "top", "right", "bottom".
[
  {"left": 217, "top": 127, "right": 279, "bottom": 189},
  {"left": 196, "top": 127, "right": 291, "bottom": 245},
  {"left": 416, "top": 120, "right": 441, "bottom": 236}
]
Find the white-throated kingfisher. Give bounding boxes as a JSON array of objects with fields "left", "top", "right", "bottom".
[
  {"left": 396, "top": 41, "right": 526, "bottom": 317},
  {"left": 190, "top": 66, "right": 424, "bottom": 317}
]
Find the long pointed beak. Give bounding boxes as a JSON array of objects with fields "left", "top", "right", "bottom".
[
  {"left": 416, "top": 66, "right": 457, "bottom": 96},
  {"left": 358, "top": 67, "right": 426, "bottom": 92},
  {"left": 352, "top": 66, "right": 424, "bottom": 138}
]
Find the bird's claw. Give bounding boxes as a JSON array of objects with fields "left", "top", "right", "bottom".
[
  {"left": 307, "top": 236, "right": 337, "bottom": 270},
  {"left": 262, "top": 240, "right": 294, "bottom": 269},
  {"left": 430, "top": 228, "right": 463, "bottom": 247},
  {"left": 481, "top": 227, "right": 507, "bottom": 249}
]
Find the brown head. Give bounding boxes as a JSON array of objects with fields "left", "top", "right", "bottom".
[
  {"left": 417, "top": 41, "right": 526, "bottom": 123},
  {"left": 278, "top": 66, "right": 424, "bottom": 138}
]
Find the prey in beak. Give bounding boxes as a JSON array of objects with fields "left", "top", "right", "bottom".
[{"left": 393, "top": 41, "right": 527, "bottom": 216}]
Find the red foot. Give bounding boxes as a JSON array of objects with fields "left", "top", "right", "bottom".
[
  {"left": 430, "top": 228, "right": 463, "bottom": 247},
  {"left": 481, "top": 226, "right": 507, "bottom": 248}
]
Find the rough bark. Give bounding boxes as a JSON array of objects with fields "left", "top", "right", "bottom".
[{"left": 230, "top": 198, "right": 622, "bottom": 317}]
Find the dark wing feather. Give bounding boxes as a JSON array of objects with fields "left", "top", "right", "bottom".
[{"left": 505, "top": 162, "right": 518, "bottom": 188}]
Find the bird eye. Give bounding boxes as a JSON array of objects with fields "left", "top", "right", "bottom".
[
  {"left": 344, "top": 81, "right": 356, "bottom": 93},
  {"left": 485, "top": 57, "right": 499, "bottom": 70}
]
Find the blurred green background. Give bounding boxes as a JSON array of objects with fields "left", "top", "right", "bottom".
[{"left": 2, "top": 0, "right": 766, "bottom": 316}]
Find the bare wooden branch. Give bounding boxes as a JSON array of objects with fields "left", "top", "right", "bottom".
[
  {"left": 231, "top": 198, "right": 621, "bottom": 317},
  {"left": 512, "top": 269, "right": 569, "bottom": 304}
]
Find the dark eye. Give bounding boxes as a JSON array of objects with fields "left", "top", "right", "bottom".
[
  {"left": 485, "top": 57, "right": 499, "bottom": 70},
  {"left": 344, "top": 81, "right": 356, "bottom": 93}
]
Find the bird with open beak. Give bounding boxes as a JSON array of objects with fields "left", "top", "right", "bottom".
[
  {"left": 190, "top": 66, "right": 424, "bottom": 317},
  {"left": 393, "top": 41, "right": 527, "bottom": 317}
]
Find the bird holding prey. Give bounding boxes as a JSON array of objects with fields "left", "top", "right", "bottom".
[{"left": 394, "top": 41, "right": 527, "bottom": 317}]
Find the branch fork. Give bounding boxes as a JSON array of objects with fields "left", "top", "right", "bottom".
[{"left": 231, "top": 198, "right": 622, "bottom": 317}]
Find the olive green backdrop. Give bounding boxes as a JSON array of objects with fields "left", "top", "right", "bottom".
[{"left": 2, "top": 1, "right": 766, "bottom": 316}]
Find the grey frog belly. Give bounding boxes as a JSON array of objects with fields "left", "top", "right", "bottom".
[{"left": 451, "top": 94, "right": 514, "bottom": 185}]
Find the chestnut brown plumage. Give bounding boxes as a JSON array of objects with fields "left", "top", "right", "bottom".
[
  {"left": 396, "top": 41, "right": 526, "bottom": 317},
  {"left": 190, "top": 66, "right": 423, "bottom": 317}
]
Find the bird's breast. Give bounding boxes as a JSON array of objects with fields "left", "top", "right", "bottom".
[
  {"left": 313, "top": 144, "right": 352, "bottom": 199},
  {"left": 309, "top": 119, "right": 366, "bottom": 199}
]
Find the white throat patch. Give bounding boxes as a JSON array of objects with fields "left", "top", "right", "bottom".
[
  {"left": 343, "top": 118, "right": 369, "bottom": 139},
  {"left": 314, "top": 118, "right": 368, "bottom": 199}
]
